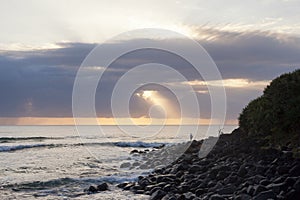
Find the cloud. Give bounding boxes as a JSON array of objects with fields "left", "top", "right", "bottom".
[
  {"left": 0, "top": 28, "right": 299, "bottom": 124},
  {"left": 183, "top": 78, "right": 270, "bottom": 89}
]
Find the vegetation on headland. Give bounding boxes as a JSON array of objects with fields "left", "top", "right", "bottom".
[{"left": 238, "top": 69, "right": 300, "bottom": 150}]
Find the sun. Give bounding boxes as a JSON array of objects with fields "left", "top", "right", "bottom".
[
  {"left": 141, "top": 90, "right": 155, "bottom": 99},
  {"left": 136, "top": 90, "right": 156, "bottom": 100}
]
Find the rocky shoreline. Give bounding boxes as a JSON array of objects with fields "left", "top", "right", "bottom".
[{"left": 115, "top": 130, "right": 300, "bottom": 200}]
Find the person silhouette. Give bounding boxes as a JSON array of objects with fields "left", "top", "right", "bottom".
[{"left": 190, "top": 133, "right": 193, "bottom": 141}]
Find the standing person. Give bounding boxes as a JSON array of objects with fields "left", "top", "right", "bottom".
[{"left": 190, "top": 133, "right": 193, "bottom": 141}]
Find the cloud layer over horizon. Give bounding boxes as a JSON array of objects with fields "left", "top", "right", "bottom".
[{"left": 0, "top": 28, "right": 299, "bottom": 124}]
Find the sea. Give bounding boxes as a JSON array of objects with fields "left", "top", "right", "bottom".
[{"left": 0, "top": 125, "right": 237, "bottom": 199}]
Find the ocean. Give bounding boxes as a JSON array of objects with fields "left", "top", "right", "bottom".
[{"left": 0, "top": 125, "right": 237, "bottom": 199}]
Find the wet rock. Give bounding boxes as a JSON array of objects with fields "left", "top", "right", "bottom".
[
  {"left": 246, "top": 185, "right": 255, "bottom": 196},
  {"left": 277, "top": 165, "right": 289, "bottom": 175},
  {"left": 178, "top": 184, "right": 190, "bottom": 194},
  {"left": 151, "top": 189, "right": 166, "bottom": 200},
  {"left": 132, "top": 162, "right": 140, "bottom": 167},
  {"left": 253, "top": 185, "right": 267, "bottom": 195},
  {"left": 189, "top": 165, "right": 202, "bottom": 173},
  {"left": 162, "top": 184, "right": 173, "bottom": 192},
  {"left": 267, "top": 182, "right": 287, "bottom": 194},
  {"left": 238, "top": 165, "right": 247, "bottom": 177},
  {"left": 97, "top": 182, "right": 108, "bottom": 191},
  {"left": 285, "top": 177, "right": 296, "bottom": 187},
  {"left": 88, "top": 185, "right": 97, "bottom": 193},
  {"left": 209, "top": 194, "right": 225, "bottom": 200},
  {"left": 162, "top": 194, "right": 177, "bottom": 200},
  {"left": 183, "top": 192, "right": 196, "bottom": 200},
  {"left": 289, "top": 164, "right": 300, "bottom": 176},
  {"left": 120, "top": 162, "right": 131, "bottom": 168},
  {"left": 123, "top": 182, "right": 135, "bottom": 190},
  {"left": 273, "top": 176, "right": 285, "bottom": 184},
  {"left": 286, "top": 189, "right": 297, "bottom": 199},
  {"left": 294, "top": 178, "right": 300, "bottom": 192},
  {"left": 216, "top": 171, "right": 230, "bottom": 180},
  {"left": 217, "top": 184, "right": 236, "bottom": 195},
  {"left": 195, "top": 188, "right": 206, "bottom": 196},
  {"left": 116, "top": 182, "right": 128, "bottom": 188},
  {"left": 234, "top": 193, "right": 251, "bottom": 200},
  {"left": 130, "top": 149, "right": 139, "bottom": 154},
  {"left": 259, "top": 179, "right": 270, "bottom": 186},
  {"left": 139, "top": 163, "right": 148, "bottom": 169},
  {"left": 253, "top": 190, "right": 276, "bottom": 200}
]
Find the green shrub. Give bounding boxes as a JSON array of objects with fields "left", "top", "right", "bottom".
[{"left": 238, "top": 69, "right": 300, "bottom": 147}]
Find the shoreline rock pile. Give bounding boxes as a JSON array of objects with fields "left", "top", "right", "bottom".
[{"left": 118, "top": 131, "right": 300, "bottom": 200}]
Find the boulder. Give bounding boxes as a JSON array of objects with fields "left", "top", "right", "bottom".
[
  {"left": 88, "top": 185, "right": 97, "bottom": 193},
  {"left": 209, "top": 194, "right": 225, "bottom": 200},
  {"left": 97, "top": 182, "right": 108, "bottom": 191},
  {"left": 253, "top": 190, "right": 276, "bottom": 200},
  {"left": 150, "top": 189, "right": 166, "bottom": 200},
  {"left": 120, "top": 162, "right": 131, "bottom": 168},
  {"left": 289, "top": 165, "right": 300, "bottom": 176}
]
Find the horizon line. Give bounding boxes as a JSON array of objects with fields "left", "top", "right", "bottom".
[{"left": 0, "top": 117, "right": 238, "bottom": 126}]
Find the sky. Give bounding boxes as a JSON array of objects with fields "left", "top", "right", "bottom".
[{"left": 0, "top": 0, "right": 299, "bottom": 125}]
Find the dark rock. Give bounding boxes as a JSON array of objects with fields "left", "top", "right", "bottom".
[
  {"left": 151, "top": 189, "right": 166, "bottom": 200},
  {"left": 130, "top": 149, "right": 139, "bottom": 154},
  {"left": 189, "top": 165, "right": 202, "bottom": 173},
  {"left": 216, "top": 171, "right": 230, "bottom": 180},
  {"left": 149, "top": 186, "right": 161, "bottom": 195},
  {"left": 132, "top": 162, "right": 140, "bottom": 167},
  {"left": 183, "top": 192, "right": 195, "bottom": 200},
  {"left": 286, "top": 189, "right": 297, "bottom": 200},
  {"left": 285, "top": 177, "right": 296, "bottom": 187},
  {"left": 259, "top": 179, "right": 271, "bottom": 186},
  {"left": 156, "top": 175, "right": 176, "bottom": 183},
  {"left": 195, "top": 188, "right": 206, "bottom": 196},
  {"left": 162, "top": 184, "right": 173, "bottom": 192},
  {"left": 162, "top": 194, "right": 177, "bottom": 200},
  {"left": 139, "top": 164, "right": 148, "bottom": 169},
  {"left": 178, "top": 184, "right": 190, "bottom": 193},
  {"left": 145, "top": 184, "right": 157, "bottom": 192},
  {"left": 131, "top": 185, "right": 143, "bottom": 191},
  {"left": 238, "top": 165, "right": 248, "bottom": 177},
  {"left": 97, "top": 182, "right": 108, "bottom": 191},
  {"left": 175, "top": 170, "right": 184, "bottom": 178},
  {"left": 289, "top": 165, "right": 300, "bottom": 176},
  {"left": 207, "top": 180, "right": 217, "bottom": 188},
  {"left": 88, "top": 185, "right": 97, "bottom": 193},
  {"left": 252, "top": 190, "right": 276, "bottom": 200},
  {"left": 138, "top": 178, "right": 150, "bottom": 188},
  {"left": 123, "top": 182, "right": 135, "bottom": 190},
  {"left": 116, "top": 182, "right": 128, "bottom": 188},
  {"left": 253, "top": 185, "right": 267, "bottom": 195},
  {"left": 267, "top": 182, "right": 287, "bottom": 194},
  {"left": 135, "top": 190, "right": 144, "bottom": 194},
  {"left": 277, "top": 165, "right": 289, "bottom": 175},
  {"left": 246, "top": 185, "right": 255, "bottom": 196},
  {"left": 255, "top": 165, "right": 266, "bottom": 174},
  {"left": 120, "top": 162, "right": 131, "bottom": 168},
  {"left": 273, "top": 176, "right": 285, "bottom": 184},
  {"left": 234, "top": 193, "right": 251, "bottom": 200},
  {"left": 225, "top": 174, "right": 238, "bottom": 184},
  {"left": 294, "top": 178, "right": 300, "bottom": 192},
  {"left": 252, "top": 175, "right": 265, "bottom": 184},
  {"left": 209, "top": 194, "right": 225, "bottom": 200},
  {"left": 217, "top": 184, "right": 236, "bottom": 195}
]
